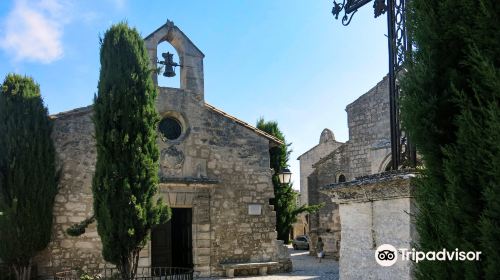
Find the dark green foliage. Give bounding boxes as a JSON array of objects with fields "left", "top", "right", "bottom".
[
  {"left": 401, "top": 0, "right": 500, "bottom": 278},
  {"left": 93, "top": 22, "right": 170, "bottom": 279},
  {"left": 257, "top": 118, "right": 321, "bottom": 244},
  {"left": 66, "top": 215, "right": 95, "bottom": 237},
  {"left": 0, "top": 74, "right": 57, "bottom": 280}
]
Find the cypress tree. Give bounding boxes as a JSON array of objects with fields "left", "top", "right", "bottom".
[
  {"left": 401, "top": 0, "right": 500, "bottom": 278},
  {"left": 257, "top": 118, "right": 321, "bottom": 243},
  {"left": 93, "top": 23, "right": 170, "bottom": 279},
  {"left": 0, "top": 74, "right": 57, "bottom": 280}
]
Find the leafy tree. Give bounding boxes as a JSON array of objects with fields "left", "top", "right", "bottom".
[
  {"left": 93, "top": 22, "right": 170, "bottom": 279},
  {"left": 401, "top": 0, "right": 500, "bottom": 279},
  {"left": 0, "top": 74, "right": 57, "bottom": 280},
  {"left": 257, "top": 118, "right": 321, "bottom": 243}
]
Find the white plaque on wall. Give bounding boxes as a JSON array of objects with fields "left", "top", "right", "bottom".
[{"left": 248, "top": 204, "right": 262, "bottom": 215}]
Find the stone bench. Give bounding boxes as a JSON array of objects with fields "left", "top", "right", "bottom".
[{"left": 220, "top": 261, "right": 278, "bottom": 278}]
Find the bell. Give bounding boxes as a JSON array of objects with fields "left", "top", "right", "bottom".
[
  {"left": 163, "top": 64, "right": 176, "bottom": 77},
  {"left": 160, "top": 52, "right": 179, "bottom": 78}
]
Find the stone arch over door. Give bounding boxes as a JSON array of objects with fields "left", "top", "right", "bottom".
[
  {"left": 378, "top": 153, "right": 392, "bottom": 172},
  {"left": 144, "top": 20, "right": 205, "bottom": 97}
]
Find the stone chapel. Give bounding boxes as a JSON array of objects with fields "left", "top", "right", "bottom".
[{"left": 34, "top": 21, "right": 289, "bottom": 278}]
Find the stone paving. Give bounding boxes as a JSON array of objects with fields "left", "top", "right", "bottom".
[{"left": 200, "top": 246, "right": 339, "bottom": 280}]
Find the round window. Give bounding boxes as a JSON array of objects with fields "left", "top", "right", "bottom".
[{"left": 159, "top": 117, "right": 182, "bottom": 140}]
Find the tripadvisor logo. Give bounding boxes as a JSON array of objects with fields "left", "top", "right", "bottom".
[
  {"left": 375, "top": 244, "right": 482, "bottom": 267},
  {"left": 375, "top": 244, "right": 398, "bottom": 266}
]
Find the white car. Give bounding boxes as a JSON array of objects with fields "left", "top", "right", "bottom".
[{"left": 292, "top": 235, "right": 310, "bottom": 250}]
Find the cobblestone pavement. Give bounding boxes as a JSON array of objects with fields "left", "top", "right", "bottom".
[{"left": 200, "top": 246, "right": 339, "bottom": 280}]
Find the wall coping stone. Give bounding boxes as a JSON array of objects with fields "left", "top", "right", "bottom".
[
  {"left": 160, "top": 177, "right": 219, "bottom": 184},
  {"left": 320, "top": 170, "right": 418, "bottom": 203}
]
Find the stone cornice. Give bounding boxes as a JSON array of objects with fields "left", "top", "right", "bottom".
[
  {"left": 159, "top": 176, "right": 220, "bottom": 185},
  {"left": 320, "top": 170, "right": 418, "bottom": 203}
]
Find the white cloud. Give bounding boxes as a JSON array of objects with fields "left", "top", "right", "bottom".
[{"left": 0, "top": 0, "right": 71, "bottom": 64}]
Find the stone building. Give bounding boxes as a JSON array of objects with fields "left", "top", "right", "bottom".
[
  {"left": 293, "top": 129, "right": 342, "bottom": 239},
  {"left": 34, "top": 21, "right": 290, "bottom": 278},
  {"left": 298, "top": 75, "right": 392, "bottom": 259},
  {"left": 297, "top": 128, "right": 343, "bottom": 207}
]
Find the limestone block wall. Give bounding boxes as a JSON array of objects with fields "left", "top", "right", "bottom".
[
  {"left": 297, "top": 75, "right": 395, "bottom": 262},
  {"left": 155, "top": 85, "right": 281, "bottom": 275},
  {"left": 35, "top": 85, "right": 282, "bottom": 277},
  {"left": 306, "top": 145, "right": 348, "bottom": 259},
  {"left": 297, "top": 129, "right": 343, "bottom": 206},
  {"left": 322, "top": 171, "right": 417, "bottom": 280},
  {"left": 345, "top": 75, "right": 391, "bottom": 178},
  {"left": 145, "top": 20, "right": 205, "bottom": 98},
  {"left": 338, "top": 198, "right": 413, "bottom": 279},
  {"left": 34, "top": 107, "right": 111, "bottom": 276}
]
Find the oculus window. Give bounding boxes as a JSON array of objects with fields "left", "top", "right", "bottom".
[{"left": 159, "top": 117, "right": 182, "bottom": 140}]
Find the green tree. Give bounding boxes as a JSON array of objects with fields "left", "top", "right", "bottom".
[
  {"left": 93, "top": 23, "right": 170, "bottom": 279},
  {"left": 401, "top": 0, "right": 500, "bottom": 278},
  {"left": 0, "top": 74, "right": 57, "bottom": 280},
  {"left": 257, "top": 118, "right": 321, "bottom": 243}
]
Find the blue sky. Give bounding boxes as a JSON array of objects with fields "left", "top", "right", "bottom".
[{"left": 0, "top": 0, "right": 388, "bottom": 189}]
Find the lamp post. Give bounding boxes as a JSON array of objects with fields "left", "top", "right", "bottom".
[
  {"left": 278, "top": 168, "right": 292, "bottom": 185},
  {"left": 331, "top": 0, "right": 416, "bottom": 170}
]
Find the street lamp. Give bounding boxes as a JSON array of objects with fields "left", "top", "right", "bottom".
[{"left": 278, "top": 168, "right": 292, "bottom": 185}]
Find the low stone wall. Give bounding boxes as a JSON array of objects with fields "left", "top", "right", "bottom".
[{"left": 321, "top": 171, "right": 418, "bottom": 280}]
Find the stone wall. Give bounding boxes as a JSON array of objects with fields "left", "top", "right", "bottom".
[
  {"left": 298, "top": 75, "right": 392, "bottom": 211},
  {"left": 192, "top": 96, "right": 280, "bottom": 276},
  {"left": 34, "top": 107, "right": 109, "bottom": 276},
  {"left": 306, "top": 144, "right": 348, "bottom": 260},
  {"left": 297, "top": 129, "right": 343, "bottom": 206},
  {"left": 298, "top": 75, "right": 393, "bottom": 261},
  {"left": 34, "top": 86, "right": 283, "bottom": 277},
  {"left": 345, "top": 75, "right": 391, "bottom": 178},
  {"left": 321, "top": 171, "right": 418, "bottom": 280}
]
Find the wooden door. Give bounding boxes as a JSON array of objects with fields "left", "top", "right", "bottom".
[{"left": 151, "top": 219, "right": 172, "bottom": 267}]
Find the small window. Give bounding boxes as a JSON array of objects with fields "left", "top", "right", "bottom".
[
  {"left": 159, "top": 117, "right": 182, "bottom": 140},
  {"left": 338, "top": 174, "right": 346, "bottom": 183}
]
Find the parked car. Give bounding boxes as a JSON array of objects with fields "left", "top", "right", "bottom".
[{"left": 292, "top": 235, "right": 310, "bottom": 250}]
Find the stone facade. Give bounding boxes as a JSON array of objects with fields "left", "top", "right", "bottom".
[
  {"left": 295, "top": 129, "right": 343, "bottom": 239},
  {"left": 346, "top": 75, "right": 392, "bottom": 178},
  {"left": 298, "top": 75, "right": 392, "bottom": 260},
  {"left": 297, "top": 129, "right": 343, "bottom": 206},
  {"left": 321, "top": 171, "right": 418, "bottom": 280},
  {"left": 34, "top": 21, "right": 289, "bottom": 278},
  {"left": 306, "top": 144, "right": 348, "bottom": 259}
]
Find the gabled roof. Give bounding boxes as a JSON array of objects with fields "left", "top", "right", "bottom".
[
  {"left": 49, "top": 105, "right": 93, "bottom": 120},
  {"left": 204, "top": 103, "right": 284, "bottom": 147},
  {"left": 144, "top": 20, "right": 205, "bottom": 58},
  {"left": 297, "top": 139, "right": 344, "bottom": 160}
]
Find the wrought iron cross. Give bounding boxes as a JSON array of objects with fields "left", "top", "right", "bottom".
[{"left": 331, "top": 0, "right": 416, "bottom": 170}]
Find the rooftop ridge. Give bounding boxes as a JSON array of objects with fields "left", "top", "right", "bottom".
[{"left": 204, "top": 103, "right": 284, "bottom": 146}]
